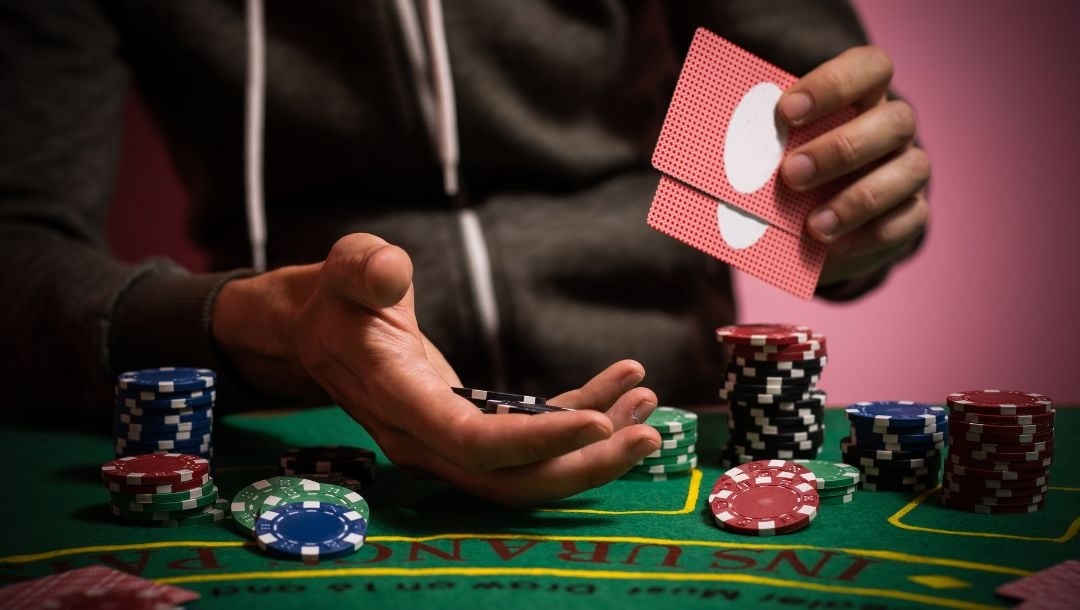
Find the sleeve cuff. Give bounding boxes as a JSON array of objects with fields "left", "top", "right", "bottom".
[{"left": 109, "top": 266, "right": 257, "bottom": 410}]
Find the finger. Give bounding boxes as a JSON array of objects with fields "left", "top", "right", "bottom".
[
  {"left": 324, "top": 233, "right": 413, "bottom": 309},
  {"left": 602, "top": 386, "right": 659, "bottom": 430},
  {"left": 777, "top": 46, "right": 893, "bottom": 126},
  {"left": 439, "top": 425, "right": 662, "bottom": 507},
  {"left": 782, "top": 100, "right": 918, "bottom": 191},
  {"left": 806, "top": 145, "right": 930, "bottom": 243},
  {"left": 830, "top": 192, "right": 929, "bottom": 259},
  {"left": 548, "top": 359, "right": 646, "bottom": 410}
]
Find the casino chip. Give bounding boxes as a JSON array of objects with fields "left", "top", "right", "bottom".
[
  {"left": 113, "top": 368, "right": 216, "bottom": 462},
  {"left": 280, "top": 446, "right": 377, "bottom": 484},
  {"left": 840, "top": 402, "right": 944, "bottom": 493},
  {"left": 941, "top": 389, "right": 1056, "bottom": 514},
  {"left": 718, "top": 324, "right": 828, "bottom": 465},
  {"left": 709, "top": 460, "right": 819, "bottom": 535},
  {"left": 620, "top": 407, "right": 699, "bottom": 481},
  {"left": 101, "top": 453, "right": 223, "bottom": 527},
  {"left": 255, "top": 501, "right": 367, "bottom": 563}
]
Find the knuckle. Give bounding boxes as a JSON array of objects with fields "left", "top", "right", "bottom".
[
  {"left": 844, "top": 183, "right": 880, "bottom": 221},
  {"left": 831, "top": 131, "right": 861, "bottom": 167}
]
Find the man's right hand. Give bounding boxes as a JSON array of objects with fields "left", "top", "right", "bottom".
[{"left": 212, "top": 233, "right": 662, "bottom": 506}]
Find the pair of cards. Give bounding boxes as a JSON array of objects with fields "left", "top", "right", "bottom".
[{"left": 648, "top": 28, "right": 854, "bottom": 299}]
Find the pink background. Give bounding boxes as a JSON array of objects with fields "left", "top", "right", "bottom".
[{"left": 106, "top": 1, "right": 1080, "bottom": 404}]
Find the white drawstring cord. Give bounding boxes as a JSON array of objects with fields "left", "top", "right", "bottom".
[
  {"left": 422, "top": 0, "right": 459, "bottom": 197},
  {"left": 244, "top": 0, "right": 267, "bottom": 272}
]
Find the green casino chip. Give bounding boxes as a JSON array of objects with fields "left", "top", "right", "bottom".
[
  {"left": 645, "top": 407, "right": 698, "bottom": 434},
  {"left": 636, "top": 451, "right": 697, "bottom": 467},
  {"left": 230, "top": 476, "right": 311, "bottom": 534},
  {"left": 816, "top": 484, "right": 858, "bottom": 498},
  {"left": 109, "top": 478, "right": 217, "bottom": 505},
  {"left": 629, "top": 455, "right": 698, "bottom": 475},
  {"left": 619, "top": 469, "right": 693, "bottom": 482},
  {"left": 118, "top": 486, "right": 219, "bottom": 513},
  {"left": 158, "top": 499, "right": 230, "bottom": 527},
  {"left": 655, "top": 434, "right": 697, "bottom": 450},
  {"left": 794, "top": 460, "right": 861, "bottom": 489},
  {"left": 643, "top": 443, "right": 697, "bottom": 459},
  {"left": 111, "top": 499, "right": 214, "bottom": 521},
  {"left": 818, "top": 492, "right": 856, "bottom": 506}
]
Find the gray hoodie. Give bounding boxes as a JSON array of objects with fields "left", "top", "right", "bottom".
[{"left": 0, "top": 0, "right": 882, "bottom": 416}]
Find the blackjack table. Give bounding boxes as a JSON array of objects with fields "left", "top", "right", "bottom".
[{"left": 1, "top": 405, "right": 1077, "bottom": 610}]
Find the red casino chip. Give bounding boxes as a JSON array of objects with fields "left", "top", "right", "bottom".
[
  {"left": 945, "top": 462, "right": 1051, "bottom": 481},
  {"left": 947, "top": 453, "right": 1052, "bottom": 471},
  {"left": 949, "top": 429, "right": 1054, "bottom": 445},
  {"left": 101, "top": 453, "right": 210, "bottom": 486},
  {"left": 716, "top": 324, "right": 813, "bottom": 347},
  {"left": 946, "top": 390, "right": 1053, "bottom": 416},
  {"left": 949, "top": 419, "right": 1052, "bottom": 436},
  {"left": 940, "top": 495, "right": 1045, "bottom": 514},
  {"left": 709, "top": 464, "right": 819, "bottom": 536},
  {"left": 105, "top": 473, "right": 211, "bottom": 495},
  {"left": 727, "top": 345, "right": 828, "bottom": 362},
  {"left": 951, "top": 410, "right": 1055, "bottom": 427}
]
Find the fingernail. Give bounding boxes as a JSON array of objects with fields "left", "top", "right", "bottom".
[
  {"left": 632, "top": 400, "right": 657, "bottom": 425},
  {"left": 783, "top": 154, "right": 815, "bottom": 187},
  {"left": 779, "top": 92, "right": 813, "bottom": 123},
  {"left": 631, "top": 437, "right": 659, "bottom": 460},
  {"left": 809, "top": 209, "right": 839, "bottom": 238},
  {"left": 620, "top": 370, "right": 644, "bottom": 393}
]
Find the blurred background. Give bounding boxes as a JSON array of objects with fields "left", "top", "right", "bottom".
[{"left": 105, "top": 0, "right": 1080, "bottom": 404}]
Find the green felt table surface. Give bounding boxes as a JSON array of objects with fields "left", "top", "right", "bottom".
[{"left": 1, "top": 406, "right": 1077, "bottom": 610}]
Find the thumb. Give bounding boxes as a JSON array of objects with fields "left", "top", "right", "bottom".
[{"left": 323, "top": 233, "right": 413, "bottom": 310}]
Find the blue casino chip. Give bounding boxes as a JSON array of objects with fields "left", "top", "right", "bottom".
[
  {"left": 115, "top": 389, "right": 216, "bottom": 410},
  {"left": 255, "top": 501, "right": 367, "bottom": 562},
  {"left": 844, "top": 401, "right": 946, "bottom": 428},
  {"left": 114, "top": 433, "right": 212, "bottom": 451},
  {"left": 117, "top": 367, "right": 216, "bottom": 394},
  {"left": 114, "top": 424, "right": 214, "bottom": 442},
  {"left": 113, "top": 418, "right": 213, "bottom": 435},
  {"left": 116, "top": 406, "right": 214, "bottom": 426}
]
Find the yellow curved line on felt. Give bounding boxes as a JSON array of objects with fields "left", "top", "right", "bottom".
[
  {"left": 0, "top": 541, "right": 247, "bottom": 564},
  {"left": 535, "top": 469, "right": 702, "bottom": 515},
  {"left": 889, "top": 486, "right": 1080, "bottom": 543},
  {"left": 153, "top": 567, "right": 1003, "bottom": 610},
  {"left": 0, "top": 533, "right": 1030, "bottom": 577}
]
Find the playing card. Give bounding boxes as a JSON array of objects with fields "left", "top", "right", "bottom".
[
  {"left": 648, "top": 175, "right": 827, "bottom": 298},
  {"left": 648, "top": 28, "right": 855, "bottom": 298},
  {"left": 996, "top": 560, "right": 1080, "bottom": 610},
  {"left": 0, "top": 565, "right": 199, "bottom": 609}
]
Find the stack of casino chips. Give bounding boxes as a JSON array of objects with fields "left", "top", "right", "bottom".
[
  {"left": 622, "top": 407, "right": 699, "bottom": 481},
  {"left": 716, "top": 324, "right": 828, "bottom": 466},
  {"left": 279, "top": 446, "right": 377, "bottom": 487},
  {"left": 842, "top": 401, "right": 947, "bottom": 492},
  {"left": 708, "top": 459, "right": 819, "bottom": 535},
  {"left": 113, "top": 367, "right": 216, "bottom": 461},
  {"left": 101, "top": 453, "right": 227, "bottom": 527},
  {"left": 942, "top": 390, "right": 1054, "bottom": 514},
  {"left": 231, "top": 475, "right": 370, "bottom": 563}
]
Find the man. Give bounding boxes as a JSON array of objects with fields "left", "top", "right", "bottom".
[{"left": 0, "top": 1, "right": 928, "bottom": 505}]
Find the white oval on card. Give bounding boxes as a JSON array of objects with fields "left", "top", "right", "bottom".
[
  {"left": 723, "top": 82, "right": 787, "bottom": 194},
  {"left": 717, "top": 200, "right": 769, "bottom": 249}
]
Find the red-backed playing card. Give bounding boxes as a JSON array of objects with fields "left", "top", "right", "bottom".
[
  {"left": 996, "top": 560, "right": 1080, "bottom": 610},
  {"left": 0, "top": 565, "right": 199, "bottom": 609},
  {"left": 647, "top": 28, "right": 855, "bottom": 299}
]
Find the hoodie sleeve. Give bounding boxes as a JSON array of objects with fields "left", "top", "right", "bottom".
[
  {"left": 665, "top": 0, "right": 924, "bottom": 301},
  {"left": 0, "top": 2, "right": 249, "bottom": 418}
]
